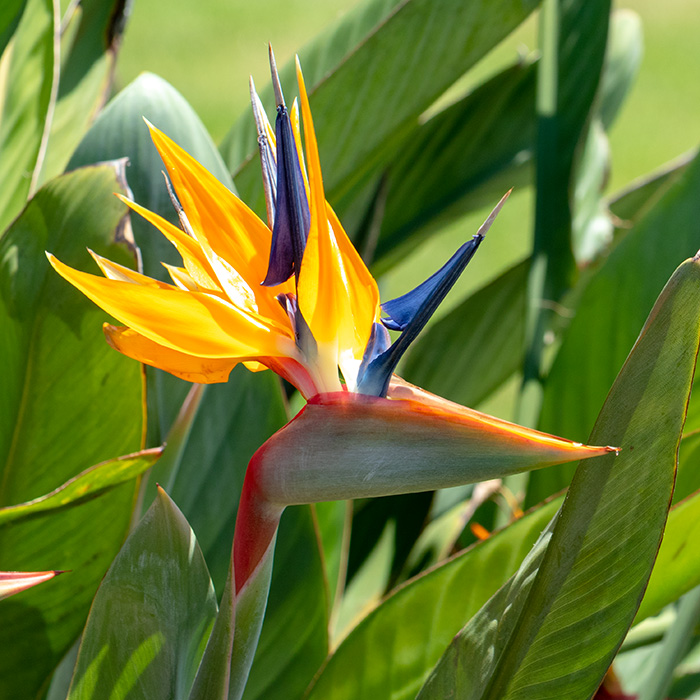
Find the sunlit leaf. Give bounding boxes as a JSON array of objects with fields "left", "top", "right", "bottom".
[
  {"left": 0, "top": 163, "right": 142, "bottom": 696},
  {"left": 0, "top": 448, "right": 160, "bottom": 526},
  {"left": 0, "top": 0, "right": 27, "bottom": 57},
  {"left": 0, "top": 0, "right": 57, "bottom": 233},
  {"left": 418, "top": 255, "right": 700, "bottom": 699},
  {"left": 306, "top": 499, "right": 559, "bottom": 700},
  {"left": 38, "top": 0, "right": 131, "bottom": 183},
  {"left": 67, "top": 487, "right": 217, "bottom": 700}
]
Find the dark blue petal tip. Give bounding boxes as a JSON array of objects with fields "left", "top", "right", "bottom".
[
  {"left": 358, "top": 191, "right": 510, "bottom": 397},
  {"left": 262, "top": 49, "right": 311, "bottom": 287}
]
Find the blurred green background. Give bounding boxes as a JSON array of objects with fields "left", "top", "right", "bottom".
[{"left": 118, "top": 0, "right": 699, "bottom": 186}]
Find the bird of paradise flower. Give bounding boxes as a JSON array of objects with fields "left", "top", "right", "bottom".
[
  {"left": 48, "top": 49, "right": 616, "bottom": 693},
  {"left": 48, "top": 46, "right": 615, "bottom": 576}
]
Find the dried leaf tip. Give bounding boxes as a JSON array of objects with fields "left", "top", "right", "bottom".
[
  {"left": 268, "top": 43, "right": 285, "bottom": 109},
  {"left": 476, "top": 188, "right": 512, "bottom": 239}
]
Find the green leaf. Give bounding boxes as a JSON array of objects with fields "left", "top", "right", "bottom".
[
  {"left": 608, "top": 151, "right": 694, "bottom": 236},
  {"left": 224, "top": 0, "right": 540, "bottom": 212},
  {"left": 0, "top": 448, "right": 160, "bottom": 526},
  {"left": 0, "top": 162, "right": 142, "bottom": 502},
  {"left": 531, "top": 150, "right": 700, "bottom": 505},
  {"left": 313, "top": 499, "right": 348, "bottom": 612},
  {"left": 305, "top": 498, "right": 559, "bottom": 700},
  {"left": 402, "top": 259, "right": 528, "bottom": 408},
  {"left": 571, "top": 10, "right": 643, "bottom": 264},
  {"left": 370, "top": 61, "right": 536, "bottom": 271},
  {"left": 597, "top": 9, "right": 643, "bottom": 131},
  {"left": 0, "top": 0, "right": 27, "bottom": 57},
  {"left": 38, "top": 0, "right": 131, "bottom": 184},
  {"left": 0, "top": 163, "right": 143, "bottom": 696},
  {"left": 636, "top": 587, "right": 700, "bottom": 700},
  {"left": 0, "top": 0, "right": 58, "bottom": 233},
  {"left": 67, "top": 487, "right": 217, "bottom": 700},
  {"left": 636, "top": 490, "right": 700, "bottom": 623},
  {"left": 418, "top": 255, "right": 700, "bottom": 699}
]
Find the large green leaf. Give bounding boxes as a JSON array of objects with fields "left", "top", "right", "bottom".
[
  {"left": 0, "top": 162, "right": 142, "bottom": 502},
  {"left": 67, "top": 487, "right": 217, "bottom": 700},
  {"left": 418, "top": 255, "right": 700, "bottom": 699},
  {"left": 402, "top": 259, "right": 528, "bottom": 408},
  {"left": 306, "top": 499, "right": 559, "bottom": 700},
  {"left": 0, "top": 0, "right": 58, "bottom": 233},
  {"left": 224, "top": 0, "right": 540, "bottom": 213},
  {"left": 531, "top": 149, "right": 700, "bottom": 505},
  {"left": 39, "top": 0, "right": 130, "bottom": 183},
  {"left": 0, "top": 163, "right": 143, "bottom": 697}
]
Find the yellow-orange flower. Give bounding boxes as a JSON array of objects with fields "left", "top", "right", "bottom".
[{"left": 48, "top": 59, "right": 380, "bottom": 399}]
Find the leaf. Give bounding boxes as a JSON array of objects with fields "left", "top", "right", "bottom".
[
  {"left": 597, "top": 9, "right": 643, "bottom": 131},
  {"left": 402, "top": 259, "right": 528, "bottom": 408},
  {"left": 418, "top": 254, "right": 700, "bottom": 699},
  {"left": 313, "top": 499, "right": 348, "bottom": 611},
  {"left": 67, "top": 487, "right": 217, "bottom": 700},
  {"left": 531, "top": 149, "right": 700, "bottom": 505},
  {"left": 305, "top": 498, "right": 560, "bottom": 700},
  {"left": 636, "top": 490, "right": 700, "bottom": 623},
  {"left": 609, "top": 151, "right": 694, "bottom": 234},
  {"left": 0, "top": 163, "right": 143, "bottom": 697},
  {"left": 0, "top": 448, "right": 161, "bottom": 526},
  {"left": 370, "top": 61, "right": 536, "bottom": 271},
  {"left": 0, "top": 162, "right": 142, "bottom": 502},
  {"left": 38, "top": 0, "right": 131, "bottom": 183},
  {"left": 224, "top": 0, "right": 541, "bottom": 212},
  {"left": 0, "top": 0, "right": 58, "bottom": 233},
  {"left": 0, "top": 0, "right": 27, "bottom": 58}
]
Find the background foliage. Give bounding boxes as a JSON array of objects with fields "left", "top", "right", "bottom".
[{"left": 2, "top": 0, "right": 700, "bottom": 699}]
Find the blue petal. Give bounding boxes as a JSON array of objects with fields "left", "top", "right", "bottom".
[
  {"left": 381, "top": 236, "right": 483, "bottom": 332},
  {"left": 359, "top": 236, "right": 482, "bottom": 397},
  {"left": 262, "top": 106, "right": 310, "bottom": 286},
  {"left": 356, "top": 322, "right": 391, "bottom": 391},
  {"left": 357, "top": 191, "right": 510, "bottom": 397}
]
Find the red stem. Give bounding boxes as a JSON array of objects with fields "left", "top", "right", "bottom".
[{"left": 233, "top": 441, "right": 284, "bottom": 593}]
